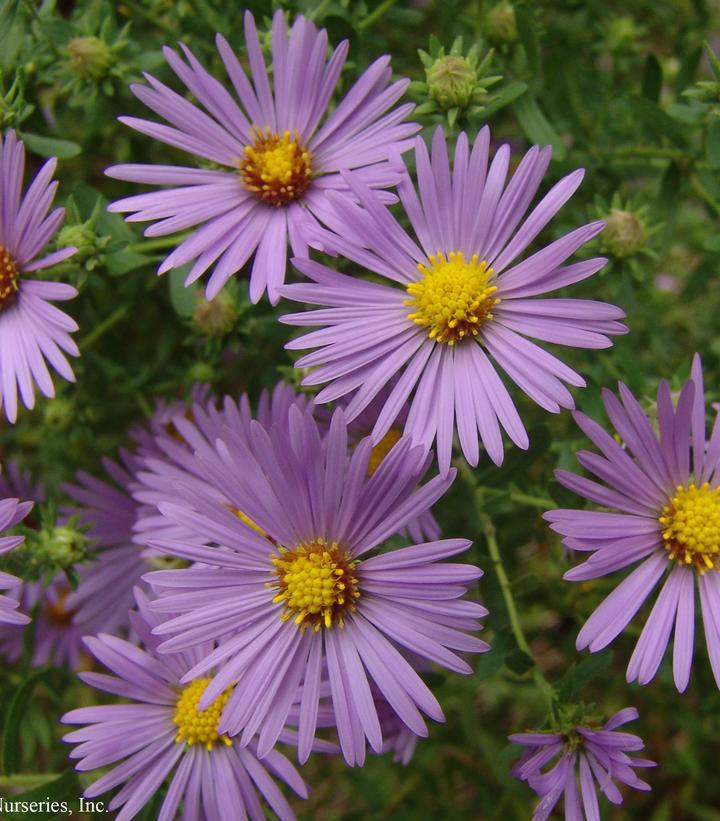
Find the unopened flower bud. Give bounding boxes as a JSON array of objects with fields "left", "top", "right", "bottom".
[
  {"left": 67, "top": 37, "right": 112, "bottom": 80},
  {"left": 426, "top": 55, "right": 477, "bottom": 109},
  {"left": 603, "top": 208, "right": 648, "bottom": 258},
  {"left": 33, "top": 525, "right": 88, "bottom": 570},
  {"left": 484, "top": 3, "right": 518, "bottom": 44},
  {"left": 192, "top": 290, "right": 238, "bottom": 337}
]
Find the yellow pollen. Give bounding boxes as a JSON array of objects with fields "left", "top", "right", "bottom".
[
  {"left": 0, "top": 245, "right": 20, "bottom": 311},
  {"left": 173, "top": 678, "right": 233, "bottom": 752},
  {"left": 228, "top": 505, "right": 268, "bottom": 539},
  {"left": 270, "top": 538, "right": 360, "bottom": 632},
  {"left": 404, "top": 251, "right": 500, "bottom": 345},
  {"left": 239, "top": 127, "right": 313, "bottom": 207},
  {"left": 367, "top": 428, "right": 402, "bottom": 476},
  {"left": 659, "top": 482, "right": 720, "bottom": 574}
]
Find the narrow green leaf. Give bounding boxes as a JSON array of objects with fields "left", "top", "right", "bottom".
[
  {"left": 20, "top": 133, "right": 82, "bottom": 159},
  {"left": 504, "top": 648, "right": 535, "bottom": 675},
  {"left": 1, "top": 668, "right": 51, "bottom": 774},
  {"left": 642, "top": 54, "right": 662, "bottom": 102},
  {"left": 512, "top": 95, "right": 566, "bottom": 160},
  {"left": 481, "top": 80, "right": 528, "bottom": 118},
  {"left": 169, "top": 265, "right": 198, "bottom": 318},
  {"left": 706, "top": 116, "right": 720, "bottom": 169},
  {"left": 516, "top": 4, "right": 540, "bottom": 75}
]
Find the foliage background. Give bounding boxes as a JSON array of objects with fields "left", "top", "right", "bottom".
[{"left": 1, "top": 0, "right": 720, "bottom": 818}]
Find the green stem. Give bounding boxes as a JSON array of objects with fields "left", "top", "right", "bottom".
[
  {"left": 128, "top": 235, "right": 188, "bottom": 253},
  {"left": 509, "top": 492, "right": 555, "bottom": 509},
  {"left": 459, "top": 463, "right": 555, "bottom": 702},
  {"left": 358, "top": 0, "right": 398, "bottom": 30},
  {"left": 590, "top": 144, "right": 689, "bottom": 162},
  {"left": 308, "top": 0, "right": 335, "bottom": 22},
  {"left": 79, "top": 305, "right": 128, "bottom": 349},
  {"left": 690, "top": 173, "right": 720, "bottom": 215},
  {"left": 0, "top": 773, "right": 59, "bottom": 789}
]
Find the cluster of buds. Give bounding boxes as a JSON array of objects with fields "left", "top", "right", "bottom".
[{"left": 57, "top": 198, "right": 112, "bottom": 273}]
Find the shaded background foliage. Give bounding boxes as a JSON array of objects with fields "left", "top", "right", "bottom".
[{"left": 1, "top": 0, "right": 720, "bottom": 818}]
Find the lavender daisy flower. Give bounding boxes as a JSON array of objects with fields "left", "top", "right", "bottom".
[
  {"left": 280, "top": 127, "right": 626, "bottom": 474},
  {"left": 343, "top": 382, "right": 440, "bottom": 543},
  {"left": 0, "top": 494, "right": 32, "bottom": 625},
  {"left": 0, "top": 458, "right": 44, "bottom": 503},
  {"left": 509, "top": 707, "right": 655, "bottom": 820},
  {"left": 145, "top": 406, "right": 488, "bottom": 766},
  {"left": 0, "top": 130, "right": 79, "bottom": 422},
  {"left": 545, "top": 354, "right": 720, "bottom": 691},
  {"left": 63, "top": 589, "right": 309, "bottom": 821},
  {"left": 106, "top": 10, "right": 418, "bottom": 304},
  {"left": 132, "top": 381, "right": 313, "bottom": 546}
]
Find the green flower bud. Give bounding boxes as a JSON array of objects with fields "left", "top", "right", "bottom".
[
  {"left": 187, "top": 362, "right": 216, "bottom": 383},
  {"left": 192, "top": 291, "right": 239, "bottom": 337},
  {"left": 33, "top": 525, "right": 88, "bottom": 570},
  {"left": 43, "top": 397, "right": 74, "bottom": 430},
  {"left": 57, "top": 223, "right": 98, "bottom": 261},
  {"left": 426, "top": 55, "right": 477, "bottom": 110},
  {"left": 603, "top": 208, "right": 648, "bottom": 258},
  {"left": 484, "top": 3, "right": 518, "bottom": 44},
  {"left": 67, "top": 36, "right": 112, "bottom": 80}
]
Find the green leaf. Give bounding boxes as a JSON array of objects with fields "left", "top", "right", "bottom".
[
  {"left": 105, "top": 249, "right": 153, "bottom": 276},
  {"left": 516, "top": 4, "right": 540, "bottom": 76},
  {"left": 169, "top": 265, "right": 198, "bottom": 318},
  {"left": 19, "top": 133, "right": 82, "bottom": 159},
  {"left": 504, "top": 648, "right": 535, "bottom": 675},
  {"left": 706, "top": 116, "right": 720, "bottom": 169},
  {"left": 1, "top": 668, "right": 52, "bottom": 774},
  {"left": 642, "top": 54, "right": 662, "bottom": 102},
  {"left": 481, "top": 81, "right": 528, "bottom": 119},
  {"left": 0, "top": 771, "right": 82, "bottom": 820},
  {"left": 557, "top": 652, "right": 613, "bottom": 702},
  {"left": 512, "top": 95, "right": 566, "bottom": 160}
]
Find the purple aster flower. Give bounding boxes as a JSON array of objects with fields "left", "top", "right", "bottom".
[
  {"left": 342, "top": 382, "right": 440, "bottom": 543},
  {"left": 145, "top": 406, "right": 488, "bottom": 766},
  {"left": 0, "top": 457, "right": 44, "bottom": 503},
  {"left": 132, "top": 381, "right": 313, "bottom": 546},
  {"left": 509, "top": 707, "right": 655, "bottom": 820},
  {"left": 0, "top": 494, "right": 32, "bottom": 625},
  {"left": 0, "top": 130, "right": 79, "bottom": 422},
  {"left": 106, "top": 10, "right": 418, "bottom": 304},
  {"left": 62, "top": 589, "right": 310, "bottom": 821},
  {"left": 545, "top": 354, "right": 720, "bottom": 691},
  {"left": 280, "top": 127, "right": 627, "bottom": 474}
]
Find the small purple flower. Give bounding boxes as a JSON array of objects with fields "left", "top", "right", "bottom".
[
  {"left": 280, "top": 126, "right": 626, "bottom": 474},
  {"left": 509, "top": 707, "right": 655, "bottom": 820},
  {"left": 0, "top": 130, "right": 79, "bottom": 422},
  {"left": 62, "top": 589, "right": 309, "bottom": 821},
  {"left": 145, "top": 406, "right": 488, "bottom": 766},
  {"left": 106, "top": 10, "right": 418, "bottom": 304},
  {"left": 545, "top": 354, "right": 720, "bottom": 691},
  {"left": 0, "top": 494, "right": 32, "bottom": 625}
]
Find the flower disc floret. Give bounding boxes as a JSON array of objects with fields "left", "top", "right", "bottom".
[
  {"left": 367, "top": 428, "right": 402, "bottom": 476},
  {"left": 272, "top": 538, "right": 360, "bottom": 631},
  {"left": 660, "top": 482, "right": 720, "bottom": 573},
  {"left": 240, "top": 127, "right": 313, "bottom": 207},
  {"left": 0, "top": 246, "right": 19, "bottom": 311},
  {"left": 405, "top": 251, "right": 499, "bottom": 345},
  {"left": 173, "top": 677, "right": 233, "bottom": 751}
]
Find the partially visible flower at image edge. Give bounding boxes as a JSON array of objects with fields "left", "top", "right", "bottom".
[
  {"left": 0, "top": 130, "right": 79, "bottom": 423},
  {"left": 545, "top": 353, "right": 720, "bottom": 691},
  {"left": 0, "top": 494, "right": 33, "bottom": 625},
  {"left": 106, "top": 9, "right": 418, "bottom": 304},
  {"left": 509, "top": 707, "right": 655, "bottom": 821}
]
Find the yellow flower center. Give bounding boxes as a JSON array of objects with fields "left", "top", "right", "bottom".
[
  {"left": 271, "top": 538, "right": 360, "bottom": 631},
  {"left": 659, "top": 482, "right": 720, "bottom": 573},
  {"left": 239, "top": 127, "right": 313, "bottom": 207},
  {"left": 173, "top": 678, "right": 233, "bottom": 751},
  {"left": 229, "top": 505, "right": 268, "bottom": 539},
  {"left": 367, "top": 428, "right": 402, "bottom": 476},
  {"left": 405, "top": 251, "right": 499, "bottom": 345},
  {"left": 45, "top": 589, "right": 75, "bottom": 626},
  {"left": 0, "top": 245, "right": 20, "bottom": 311}
]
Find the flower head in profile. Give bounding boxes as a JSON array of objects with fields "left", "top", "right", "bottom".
[
  {"left": 545, "top": 354, "right": 720, "bottom": 691},
  {"left": 145, "top": 406, "right": 488, "bottom": 766},
  {"left": 280, "top": 126, "right": 626, "bottom": 474},
  {"left": 510, "top": 707, "right": 654, "bottom": 820},
  {"left": 62, "top": 589, "right": 309, "bottom": 821},
  {"left": 0, "top": 495, "right": 33, "bottom": 625},
  {"left": 0, "top": 131, "right": 79, "bottom": 422},
  {"left": 106, "top": 10, "right": 418, "bottom": 304}
]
